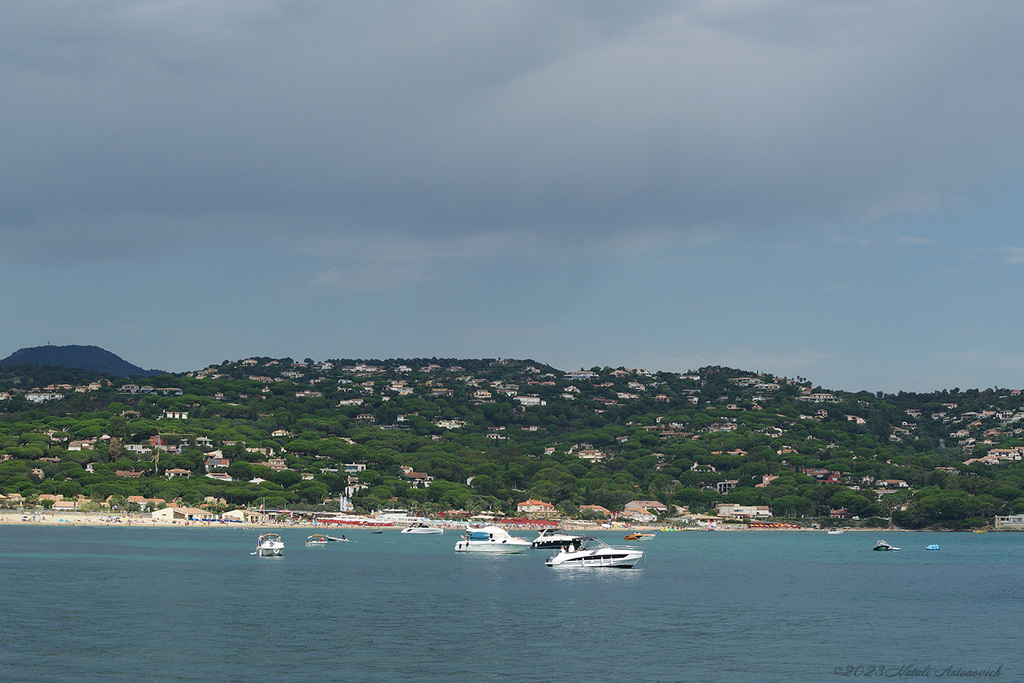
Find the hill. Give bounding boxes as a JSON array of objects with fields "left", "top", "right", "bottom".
[
  {"left": 0, "top": 345, "right": 164, "bottom": 378},
  {"left": 1, "top": 356, "right": 1023, "bottom": 530}
]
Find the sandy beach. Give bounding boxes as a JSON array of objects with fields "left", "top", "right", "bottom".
[
  {"left": 0, "top": 509, "right": 679, "bottom": 532},
  {"left": 0, "top": 510, "right": 319, "bottom": 530}
]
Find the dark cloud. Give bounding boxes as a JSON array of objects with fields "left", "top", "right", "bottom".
[{"left": 2, "top": 1, "right": 1023, "bottom": 262}]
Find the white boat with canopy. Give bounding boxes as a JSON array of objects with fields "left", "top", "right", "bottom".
[{"left": 454, "top": 526, "right": 531, "bottom": 553}]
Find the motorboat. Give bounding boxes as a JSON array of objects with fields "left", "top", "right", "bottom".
[
  {"left": 827, "top": 528, "right": 844, "bottom": 535},
  {"left": 306, "top": 534, "right": 328, "bottom": 547},
  {"left": 873, "top": 539, "right": 900, "bottom": 552},
  {"left": 530, "top": 528, "right": 586, "bottom": 549},
  {"left": 545, "top": 537, "right": 644, "bottom": 568},
  {"left": 454, "top": 526, "right": 531, "bottom": 553},
  {"left": 623, "top": 532, "right": 655, "bottom": 542},
  {"left": 401, "top": 522, "right": 444, "bottom": 534},
  {"left": 256, "top": 533, "right": 284, "bottom": 557},
  {"left": 926, "top": 544, "right": 940, "bottom": 551}
]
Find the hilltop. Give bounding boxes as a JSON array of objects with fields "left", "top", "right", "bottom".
[
  {"left": 1, "top": 355, "right": 1023, "bottom": 530},
  {"left": 0, "top": 345, "right": 165, "bottom": 379}
]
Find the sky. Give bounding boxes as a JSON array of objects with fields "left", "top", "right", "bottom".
[{"left": 2, "top": 1, "right": 1024, "bottom": 393}]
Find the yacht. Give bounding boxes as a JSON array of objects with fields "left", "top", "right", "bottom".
[
  {"left": 530, "top": 528, "right": 586, "bottom": 549},
  {"left": 545, "top": 537, "right": 644, "bottom": 568},
  {"left": 256, "top": 533, "right": 284, "bottom": 557},
  {"left": 454, "top": 526, "right": 531, "bottom": 553},
  {"left": 401, "top": 522, "right": 444, "bottom": 534}
]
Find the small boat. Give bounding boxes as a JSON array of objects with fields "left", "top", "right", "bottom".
[
  {"left": 256, "top": 533, "right": 284, "bottom": 557},
  {"left": 400, "top": 522, "right": 444, "bottom": 534},
  {"left": 546, "top": 537, "right": 644, "bottom": 568},
  {"left": 306, "top": 534, "right": 328, "bottom": 547},
  {"left": 827, "top": 528, "right": 844, "bottom": 535},
  {"left": 325, "top": 534, "right": 350, "bottom": 542},
  {"left": 530, "top": 528, "right": 586, "bottom": 549},
  {"left": 623, "top": 533, "right": 656, "bottom": 542},
  {"left": 454, "top": 526, "right": 531, "bottom": 553},
  {"left": 926, "top": 544, "right": 940, "bottom": 551},
  {"left": 873, "top": 539, "right": 900, "bottom": 552}
]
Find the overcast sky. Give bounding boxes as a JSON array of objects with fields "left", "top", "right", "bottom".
[{"left": 3, "top": 1, "right": 1023, "bottom": 393}]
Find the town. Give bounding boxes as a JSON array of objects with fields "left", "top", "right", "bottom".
[{"left": 3, "top": 354, "right": 1024, "bottom": 530}]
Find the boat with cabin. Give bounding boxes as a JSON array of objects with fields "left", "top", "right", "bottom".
[
  {"left": 454, "top": 526, "right": 531, "bottom": 553},
  {"left": 545, "top": 537, "right": 644, "bottom": 568},
  {"left": 530, "top": 528, "right": 586, "bottom": 549}
]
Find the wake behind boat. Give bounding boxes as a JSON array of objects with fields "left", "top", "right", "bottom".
[{"left": 545, "top": 537, "right": 644, "bottom": 568}]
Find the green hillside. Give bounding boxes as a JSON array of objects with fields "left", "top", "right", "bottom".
[{"left": 1, "top": 356, "right": 1022, "bottom": 529}]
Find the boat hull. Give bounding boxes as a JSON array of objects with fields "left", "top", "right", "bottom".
[
  {"left": 257, "top": 533, "right": 284, "bottom": 557},
  {"left": 454, "top": 540, "right": 528, "bottom": 553},
  {"left": 531, "top": 538, "right": 584, "bottom": 549},
  {"left": 546, "top": 549, "right": 643, "bottom": 568}
]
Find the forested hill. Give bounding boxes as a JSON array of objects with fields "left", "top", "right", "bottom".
[
  {"left": 1, "top": 356, "right": 1023, "bottom": 529},
  {"left": 0, "top": 345, "right": 164, "bottom": 378}
]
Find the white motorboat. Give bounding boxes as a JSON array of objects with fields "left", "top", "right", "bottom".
[
  {"left": 256, "top": 532, "right": 284, "bottom": 557},
  {"left": 623, "top": 532, "right": 656, "bottom": 542},
  {"left": 306, "top": 534, "right": 328, "bottom": 547},
  {"left": 873, "top": 539, "right": 900, "bottom": 551},
  {"left": 827, "top": 528, "right": 845, "bottom": 535},
  {"left": 530, "top": 528, "right": 586, "bottom": 549},
  {"left": 454, "top": 526, "right": 531, "bottom": 553},
  {"left": 545, "top": 537, "right": 644, "bottom": 568},
  {"left": 401, "top": 522, "right": 444, "bottom": 535}
]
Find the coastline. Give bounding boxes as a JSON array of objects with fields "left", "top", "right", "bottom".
[{"left": 0, "top": 510, "right": 942, "bottom": 532}]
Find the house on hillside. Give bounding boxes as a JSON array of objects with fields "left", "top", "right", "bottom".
[
  {"left": 517, "top": 499, "right": 556, "bottom": 518},
  {"left": 716, "top": 503, "right": 771, "bottom": 520},
  {"left": 579, "top": 504, "right": 612, "bottom": 518},
  {"left": 204, "top": 452, "right": 230, "bottom": 471},
  {"left": 399, "top": 466, "right": 433, "bottom": 488}
]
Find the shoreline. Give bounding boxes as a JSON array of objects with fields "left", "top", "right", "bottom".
[{"left": 0, "top": 510, "right": 986, "bottom": 532}]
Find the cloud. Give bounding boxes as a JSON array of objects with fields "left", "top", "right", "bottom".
[
  {"left": 2, "top": 0, "right": 1023, "bottom": 265},
  {"left": 897, "top": 236, "right": 935, "bottom": 246},
  {"left": 999, "top": 246, "right": 1024, "bottom": 264}
]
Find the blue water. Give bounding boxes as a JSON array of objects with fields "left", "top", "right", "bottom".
[{"left": 2, "top": 527, "right": 1021, "bottom": 682}]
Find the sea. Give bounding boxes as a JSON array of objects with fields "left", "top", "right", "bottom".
[{"left": 2, "top": 526, "right": 1021, "bottom": 683}]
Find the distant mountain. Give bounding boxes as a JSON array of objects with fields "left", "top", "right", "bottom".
[{"left": 0, "top": 345, "right": 166, "bottom": 378}]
